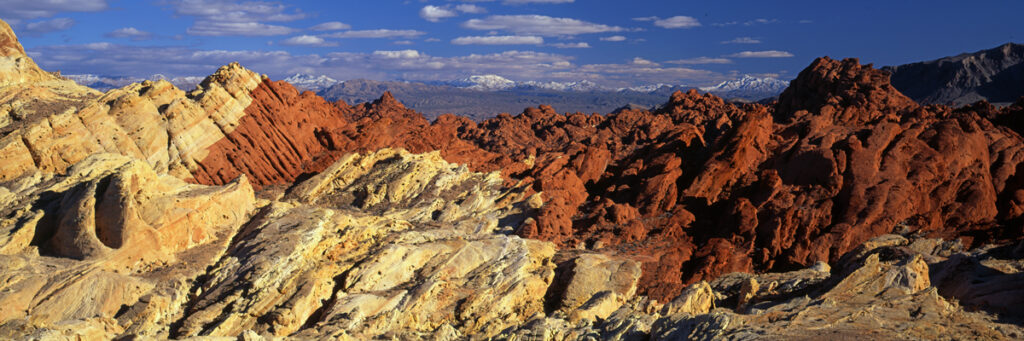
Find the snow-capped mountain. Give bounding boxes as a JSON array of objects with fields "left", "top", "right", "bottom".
[
  {"left": 449, "top": 75, "right": 517, "bottom": 91},
  {"left": 448, "top": 75, "right": 608, "bottom": 92},
  {"left": 619, "top": 84, "right": 677, "bottom": 93},
  {"left": 518, "top": 79, "right": 603, "bottom": 92},
  {"left": 284, "top": 73, "right": 341, "bottom": 92},
  {"left": 699, "top": 75, "right": 790, "bottom": 100}
]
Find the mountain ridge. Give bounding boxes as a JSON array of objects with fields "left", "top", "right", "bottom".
[{"left": 884, "top": 42, "right": 1024, "bottom": 105}]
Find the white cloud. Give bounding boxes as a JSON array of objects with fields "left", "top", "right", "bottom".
[
  {"left": 666, "top": 57, "right": 733, "bottom": 65},
  {"left": 714, "top": 18, "right": 781, "bottom": 27},
  {"left": 632, "top": 16, "right": 658, "bottom": 22},
  {"left": 452, "top": 35, "right": 544, "bottom": 45},
  {"left": 280, "top": 35, "right": 336, "bottom": 47},
  {"left": 21, "top": 17, "right": 73, "bottom": 36},
  {"left": 188, "top": 21, "right": 295, "bottom": 36},
  {"left": 455, "top": 4, "right": 486, "bottom": 13},
  {"left": 169, "top": 0, "right": 304, "bottom": 21},
  {"left": 653, "top": 16, "right": 700, "bottom": 29},
  {"left": 372, "top": 50, "right": 422, "bottom": 59},
  {"left": 105, "top": 27, "right": 152, "bottom": 40},
  {"left": 310, "top": 21, "right": 350, "bottom": 31},
  {"left": 600, "top": 35, "right": 626, "bottom": 42},
  {"left": 421, "top": 4, "right": 487, "bottom": 22},
  {"left": 799, "top": 19, "right": 813, "bottom": 24},
  {"left": 393, "top": 40, "right": 415, "bottom": 45},
  {"left": 0, "top": 0, "right": 107, "bottom": 19},
  {"left": 745, "top": 18, "right": 779, "bottom": 25},
  {"left": 464, "top": 15, "right": 622, "bottom": 36},
  {"left": 324, "top": 29, "right": 426, "bottom": 39},
  {"left": 420, "top": 5, "right": 458, "bottom": 22},
  {"left": 167, "top": 0, "right": 304, "bottom": 36},
  {"left": 550, "top": 42, "right": 590, "bottom": 48},
  {"left": 631, "top": 57, "right": 657, "bottom": 66},
  {"left": 721, "top": 37, "right": 760, "bottom": 44},
  {"left": 727, "top": 50, "right": 794, "bottom": 58}
]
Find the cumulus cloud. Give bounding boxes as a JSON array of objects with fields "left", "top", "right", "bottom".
[
  {"left": 653, "top": 16, "right": 700, "bottom": 29},
  {"left": 420, "top": 5, "right": 458, "bottom": 22},
  {"left": 324, "top": 29, "right": 426, "bottom": 39},
  {"left": 105, "top": 27, "right": 153, "bottom": 41},
  {"left": 549, "top": 42, "right": 590, "bottom": 48},
  {"left": 310, "top": 21, "right": 350, "bottom": 31},
  {"left": 0, "top": 0, "right": 107, "bottom": 20},
  {"left": 167, "top": 0, "right": 303, "bottom": 36},
  {"left": 280, "top": 35, "right": 337, "bottom": 47},
  {"left": 463, "top": 15, "right": 623, "bottom": 36},
  {"left": 721, "top": 37, "right": 760, "bottom": 44},
  {"left": 21, "top": 17, "right": 74, "bottom": 36},
  {"left": 452, "top": 35, "right": 544, "bottom": 45},
  {"left": 727, "top": 50, "right": 794, "bottom": 58},
  {"left": 631, "top": 57, "right": 657, "bottom": 66},
  {"left": 600, "top": 35, "right": 626, "bottom": 42},
  {"left": 421, "top": 4, "right": 486, "bottom": 22},
  {"left": 666, "top": 57, "right": 733, "bottom": 65},
  {"left": 373, "top": 50, "right": 422, "bottom": 59},
  {"left": 455, "top": 4, "right": 486, "bottom": 14}
]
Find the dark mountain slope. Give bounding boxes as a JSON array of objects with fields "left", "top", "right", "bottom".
[{"left": 884, "top": 43, "right": 1024, "bottom": 106}]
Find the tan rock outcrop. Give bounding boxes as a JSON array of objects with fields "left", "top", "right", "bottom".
[
  {"left": 495, "top": 235, "right": 1024, "bottom": 340},
  {"left": 174, "top": 148, "right": 557, "bottom": 339},
  {"left": 0, "top": 153, "right": 255, "bottom": 336}
]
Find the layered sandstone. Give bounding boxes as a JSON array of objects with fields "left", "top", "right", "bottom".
[{"left": 0, "top": 62, "right": 264, "bottom": 183}]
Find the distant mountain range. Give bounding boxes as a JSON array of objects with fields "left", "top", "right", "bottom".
[
  {"left": 884, "top": 43, "right": 1024, "bottom": 106},
  {"left": 304, "top": 75, "right": 788, "bottom": 120},
  {"left": 317, "top": 79, "right": 679, "bottom": 121},
  {"left": 63, "top": 70, "right": 790, "bottom": 119},
  {"left": 283, "top": 73, "right": 340, "bottom": 92},
  {"left": 699, "top": 75, "right": 790, "bottom": 101}
]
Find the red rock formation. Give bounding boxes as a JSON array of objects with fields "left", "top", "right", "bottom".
[
  {"left": 190, "top": 80, "right": 353, "bottom": 188},
  {"left": 190, "top": 58, "right": 1024, "bottom": 302}
]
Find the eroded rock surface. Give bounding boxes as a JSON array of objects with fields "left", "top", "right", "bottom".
[
  {"left": 495, "top": 235, "right": 1024, "bottom": 341},
  {"left": 0, "top": 153, "right": 255, "bottom": 339}
]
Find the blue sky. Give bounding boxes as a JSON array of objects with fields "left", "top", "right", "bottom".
[{"left": 2, "top": 0, "right": 1022, "bottom": 87}]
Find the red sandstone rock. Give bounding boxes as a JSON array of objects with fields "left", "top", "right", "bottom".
[
  {"left": 190, "top": 80, "right": 353, "bottom": 188},
  {"left": 188, "top": 57, "right": 1024, "bottom": 302}
]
